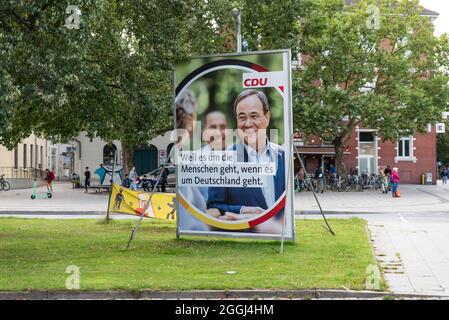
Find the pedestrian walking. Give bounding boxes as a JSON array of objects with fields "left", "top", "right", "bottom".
[
  {"left": 384, "top": 165, "right": 392, "bottom": 191},
  {"left": 379, "top": 166, "right": 388, "bottom": 194},
  {"left": 84, "top": 167, "right": 91, "bottom": 193},
  {"left": 71, "top": 172, "right": 79, "bottom": 189},
  {"left": 161, "top": 168, "right": 169, "bottom": 193},
  {"left": 441, "top": 166, "right": 447, "bottom": 184},
  {"left": 329, "top": 164, "right": 337, "bottom": 177},
  {"left": 314, "top": 165, "right": 324, "bottom": 194},
  {"left": 392, "top": 167, "right": 400, "bottom": 198},
  {"left": 44, "top": 169, "right": 55, "bottom": 192}
]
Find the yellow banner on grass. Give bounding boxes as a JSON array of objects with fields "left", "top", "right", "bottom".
[{"left": 109, "top": 183, "right": 176, "bottom": 220}]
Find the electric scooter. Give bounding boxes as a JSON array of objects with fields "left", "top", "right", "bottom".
[{"left": 30, "top": 178, "right": 52, "bottom": 199}]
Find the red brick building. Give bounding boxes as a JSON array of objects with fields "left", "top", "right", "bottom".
[
  {"left": 293, "top": 4, "right": 440, "bottom": 185},
  {"left": 294, "top": 124, "right": 438, "bottom": 184}
]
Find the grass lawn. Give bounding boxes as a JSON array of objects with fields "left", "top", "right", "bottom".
[{"left": 0, "top": 217, "right": 380, "bottom": 291}]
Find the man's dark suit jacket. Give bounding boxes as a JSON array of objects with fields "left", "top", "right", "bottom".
[{"left": 207, "top": 142, "right": 285, "bottom": 214}]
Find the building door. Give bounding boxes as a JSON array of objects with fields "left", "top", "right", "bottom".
[
  {"left": 358, "top": 131, "right": 377, "bottom": 174},
  {"left": 134, "top": 145, "right": 158, "bottom": 175},
  {"left": 359, "top": 156, "right": 376, "bottom": 174}
]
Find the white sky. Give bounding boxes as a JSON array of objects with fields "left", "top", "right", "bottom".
[{"left": 419, "top": 0, "right": 449, "bottom": 36}]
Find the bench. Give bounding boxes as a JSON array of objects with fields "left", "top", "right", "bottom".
[{"left": 86, "top": 185, "right": 110, "bottom": 193}]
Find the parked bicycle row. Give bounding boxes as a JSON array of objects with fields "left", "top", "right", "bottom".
[{"left": 294, "top": 165, "right": 399, "bottom": 194}]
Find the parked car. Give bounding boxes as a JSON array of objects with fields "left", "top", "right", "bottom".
[{"left": 140, "top": 164, "right": 176, "bottom": 189}]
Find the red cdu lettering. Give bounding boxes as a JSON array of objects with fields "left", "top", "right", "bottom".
[{"left": 244, "top": 77, "right": 268, "bottom": 87}]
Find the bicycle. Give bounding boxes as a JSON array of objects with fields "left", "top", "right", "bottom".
[
  {"left": 302, "top": 174, "right": 314, "bottom": 192},
  {"left": 0, "top": 174, "right": 11, "bottom": 191},
  {"left": 343, "top": 175, "right": 364, "bottom": 192}
]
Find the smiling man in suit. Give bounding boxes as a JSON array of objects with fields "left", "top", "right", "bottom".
[{"left": 207, "top": 89, "right": 285, "bottom": 221}]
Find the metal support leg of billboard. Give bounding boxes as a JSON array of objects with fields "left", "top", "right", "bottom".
[
  {"left": 272, "top": 175, "right": 288, "bottom": 254},
  {"left": 274, "top": 138, "right": 294, "bottom": 255},
  {"left": 126, "top": 146, "right": 176, "bottom": 249},
  {"left": 272, "top": 132, "right": 298, "bottom": 255},
  {"left": 293, "top": 144, "right": 335, "bottom": 236}
]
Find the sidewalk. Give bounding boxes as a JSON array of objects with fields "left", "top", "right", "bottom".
[
  {"left": 0, "top": 182, "right": 108, "bottom": 214},
  {"left": 295, "top": 183, "right": 449, "bottom": 214},
  {"left": 369, "top": 219, "right": 449, "bottom": 296}
]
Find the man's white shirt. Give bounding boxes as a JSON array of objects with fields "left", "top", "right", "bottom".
[{"left": 243, "top": 142, "right": 276, "bottom": 211}]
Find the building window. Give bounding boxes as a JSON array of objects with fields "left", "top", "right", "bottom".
[
  {"left": 359, "top": 131, "right": 375, "bottom": 142},
  {"left": 40, "top": 146, "right": 43, "bottom": 169},
  {"left": 358, "top": 130, "right": 377, "bottom": 174},
  {"left": 23, "top": 144, "right": 27, "bottom": 168},
  {"left": 397, "top": 136, "right": 412, "bottom": 159},
  {"left": 35, "top": 145, "right": 38, "bottom": 168},
  {"left": 51, "top": 147, "right": 56, "bottom": 171},
  {"left": 30, "top": 145, "right": 34, "bottom": 168},
  {"left": 14, "top": 146, "right": 18, "bottom": 169},
  {"left": 103, "top": 144, "right": 117, "bottom": 166}
]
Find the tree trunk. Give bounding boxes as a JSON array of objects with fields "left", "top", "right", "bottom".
[
  {"left": 121, "top": 142, "right": 135, "bottom": 175},
  {"left": 334, "top": 138, "right": 348, "bottom": 180}
]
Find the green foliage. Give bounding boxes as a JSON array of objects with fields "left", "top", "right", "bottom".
[
  {"left": 0, "top": 0, "right": 232, "bottom": 150},
  {"left": 1, "top": 0, "right": 448, "bottom": 170},
  {"left": 241, "top": 0, "right": 305, "bottom": 54},
  {"left": 293, "top": 0, "right": 449, "bottom": 145}
]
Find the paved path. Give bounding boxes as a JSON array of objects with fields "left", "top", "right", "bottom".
[
  {"left": 295, "top": 183, "right": 449, "bottom": 214},
  {"left": 300, "top": 212, "right": 449, "bottom": 296},
  {"left": 0, "top": 182, "right": 175, "bottom": 213},
  {"left": 2, "top": 182, "right": 449, "bottom": 214},
  {"left": 296, "top": 182, "right": 449, "bottom": 295},
  {"left": 0, "top": 182, "right": 108, "bottom": 213}
]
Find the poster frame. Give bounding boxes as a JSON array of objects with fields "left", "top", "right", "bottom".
[{"left": 173, "top": 49, "right": 296, "bottom": 241}]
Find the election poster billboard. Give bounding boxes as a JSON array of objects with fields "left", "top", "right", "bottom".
[{"left": 173, "top": 50, "right": 295, "bottom": 240}]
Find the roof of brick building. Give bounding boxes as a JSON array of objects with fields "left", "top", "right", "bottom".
[{"left": 344, "top": 0, "right": 439, "bottom": 17}]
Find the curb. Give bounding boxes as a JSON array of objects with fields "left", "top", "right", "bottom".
[
  {"left": 0, "top": 211, "right": 106, "bottom": 215},
  {"left": 1, "top": 211, "right": 445, "bottom": 216},
  {"left": 1, "top": 289, "right": 448, "bottom": 300},
  {"left": 296, "top": 210, "right": 380, "bottom": 215},
  {"left": 296, "top": 210, "right": 449, "bottom": 215}
]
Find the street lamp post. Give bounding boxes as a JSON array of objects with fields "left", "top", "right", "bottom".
[{"left": 231, "top": 8, "right": 241, "bottom": 52}]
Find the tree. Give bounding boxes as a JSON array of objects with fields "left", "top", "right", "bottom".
[
  {"left": 3, "top": 0, "right": 447, "bottom": 177},
  {"left": 0, "top": 0, "right": 234, "bottom": 172},
  {"left": 240, "top": 0, "right": 304, "bottom": 54},
  {"left": 292, "top": 0, "right": 449, "bottom": 177},
  {"left": 437, "top": 120, "right": 449, "bottom": 167}
]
